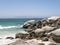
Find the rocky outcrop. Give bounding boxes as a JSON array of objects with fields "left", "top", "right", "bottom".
[
  {"left": 23, "top": 20, "right": 43, "bottom": 29},
  {"left": 23, "top": 16, "right": 60, "bottom": 29},
  {"left": 23, "top": 20, "right": 36, "bottom": 29},
  {"left": 15, "top": 16, "right": 60, "bottom": 44},
  {"left": 47, "top": 16, "right": 60, "bottom": 27}
]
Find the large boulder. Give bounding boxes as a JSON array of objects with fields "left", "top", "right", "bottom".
[
  {"left": 15, "top": 31, "right": 29, "bottom": 39},
  {"left": 24, "top": 29, "right": 36, "bottom": 39},
  {"left": 47, "top": 16, "right": 60, "bottom": 27},
  {"left": 50, "top": 29, "right": 60, "bottom": 43},
  {"left": 48, "top": 16, "right": 60, "bottom": 21},
  {"left": 42, "top": 26, "right": 56, "bottom": 33},
  {"left": 56, "top": 18, "right": 60, "bottom": 28},
  {"left": 34, "top": 29, "right": 45, "bottom": 38},
  {"left": 34, "top": 29, "right": 45, "bottom": 33},
  {"left": 23, "top": 20, "right": 36, "bottom": 29},
  {"left": 41, "top": 19, "right": 49, "bottom": 26}
]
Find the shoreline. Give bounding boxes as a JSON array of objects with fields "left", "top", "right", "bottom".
[{"left": 0, "top": 16, "right": 60, "bottom": 45}]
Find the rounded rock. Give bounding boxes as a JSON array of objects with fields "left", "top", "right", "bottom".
[{"left": 50, "top": 29, "right": 60, "bottom": 43}]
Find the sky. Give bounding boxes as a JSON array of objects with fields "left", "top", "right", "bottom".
[{"left": 0, "top": 0, "right": 60, "bottom": 18}]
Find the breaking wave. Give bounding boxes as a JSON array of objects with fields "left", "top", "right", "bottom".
[{"left": 0, "top": 25, "right": 23, "bottom": 29}]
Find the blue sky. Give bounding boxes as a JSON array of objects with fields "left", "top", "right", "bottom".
[{"left": 0, "top": 0, "right": 60, "bottom": 18}]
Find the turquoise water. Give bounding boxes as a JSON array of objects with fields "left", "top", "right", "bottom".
[{"left": 0, "top": 18, "right": 42, "bottom": 35}]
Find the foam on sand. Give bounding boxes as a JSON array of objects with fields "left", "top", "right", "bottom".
[{"left": 0, "top": 39, "right": 17, "bottom": 45}]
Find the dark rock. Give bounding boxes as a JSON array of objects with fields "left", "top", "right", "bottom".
[
  {"left": 6, "top": 37, "right": 14, "bottom": 39},
  {"left": 23, "top": 20, "right": 36, "bottom": 29},
  {"left": 29, "top": 31, "right": 35, "bottom": 39},
  {"left": 42, "top": 37, "right": 48, "bottom": 41},
  {"left": 36, "top": 20, "right": 42, "bottom": 28}
]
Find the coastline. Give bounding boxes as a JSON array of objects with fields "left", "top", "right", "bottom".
[{"left": 0, "top": 16, "right": 60, "bottom": 45}]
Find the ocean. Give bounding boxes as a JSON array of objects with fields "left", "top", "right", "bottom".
[{"left": 0, "top": 18, "right": 42, "bottom": 36}]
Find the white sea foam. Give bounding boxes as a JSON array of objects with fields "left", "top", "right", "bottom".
[
  {"left": 17, "top": 24, "right": 23, "bottom": 28},
  {"left": 0, "top": 25, "right": 16, "bottom": 29},
  {"left": 0, "top": 39, "right": 17, "bottom": 45},
  {"left": 0, "top": 25, "right": 23, "bottom": 29},
  {"left": 0, "top": 33, "right": 15, "bottom": 39},
  {"left": 0, "top": 33, "right": 16, "bottom": 45}
]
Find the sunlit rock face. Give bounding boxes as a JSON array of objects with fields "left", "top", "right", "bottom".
[
  {"left": 50, "top": 29, "right": 60, "bottom": 43},
  {"left": 47, "top": 16, "right": 60, "bottom": 28},
  {"left": 15, "top": 31, "right": 29, "bottom": 39},
  {"left": 42, "top": 26, "right": 56, "bottom": 32},
  {"left": 48, "top": 16, "right": 60, "bottom": 21}
]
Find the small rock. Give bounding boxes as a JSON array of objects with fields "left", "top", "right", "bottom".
[
  {"left": 6, "top": 37, "right": 14, "bottom": 39},
  {"left": 42, "top": 37, "right": 48, "bottom": 41}
]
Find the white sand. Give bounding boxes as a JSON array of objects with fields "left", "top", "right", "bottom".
[
  {"left": 0, "top": 33, "right": 16, "bottom": 45},
  {"left": 0, "top": 33, "right": 15, "bottom": 39},
  {"left": 0, "top": 39, "right": 20, "bottom": 45}
]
